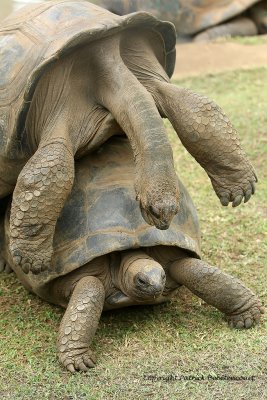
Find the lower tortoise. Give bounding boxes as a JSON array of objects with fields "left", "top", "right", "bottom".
[{"left": 0, "top": 137, "right": 264, "bottom": 373}]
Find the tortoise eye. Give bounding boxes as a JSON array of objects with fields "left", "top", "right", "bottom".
[
  {"left": 135, "top": 274, "right": 148, "bottom": 286},
  {"left": 137, "top": 277, "right": 147, "bottom": 285}
]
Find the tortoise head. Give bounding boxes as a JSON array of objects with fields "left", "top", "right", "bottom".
[{"left": 119, "top": 251, "right": 166, "bottom": 301}]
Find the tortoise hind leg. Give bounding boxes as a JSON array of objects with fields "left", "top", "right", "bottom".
[
  {"left": 169, "top": 258, "right": 264, "bottom": 328},
  {"left": 9, "top": 137, "right": 74, "bottom": 274},
  {"left": 150, "top": 81, "right": 257, "bottom": 208},
  {"left": 121, "top": 30, "right": 257, "bottom": 208},
  {"left": 58, "top": 276, "right": 105, "bottom": 373}
]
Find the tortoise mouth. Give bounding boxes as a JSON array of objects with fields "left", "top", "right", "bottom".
[
  {"left": 131, "top": 286, "right": 164, "bottom": 302},
  {"left": 131, "top": 293, "right": 162, "bottom": 303}
]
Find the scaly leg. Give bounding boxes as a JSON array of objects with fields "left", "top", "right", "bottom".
[
  {"left": 169, "top": 258, "right": 264, "bottom": 328},
  {"left": 120, "top": 30, "right": 257, "bottom": 207},
  {"left": 84, "top": 37, "right": 179, "bottom": 230},
  {"left": 58, "top": 276, "right": 105, "bottom": 373},
  {"left": 9, "top": 137, "right": 74, "bottom": 274},
  {"left": 152, "top": 82, "right": 257, "bottom": 207}
]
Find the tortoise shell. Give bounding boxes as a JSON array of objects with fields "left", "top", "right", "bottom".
[
  {"left": 0, "top": 0, "right": 176, "bottom": 159},
  {"left": 1, "top": 137, "right": 201, "bottom": 296},
  {"left": 100, "top": 0, "right": 260, "bottom": 35}
]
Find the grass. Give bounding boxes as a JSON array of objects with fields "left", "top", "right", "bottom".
[
  {"left": 0, "top": 67, "right": 266, "bottom": 399},
  {"left": 213, "top": 35, "right": 267, "bottom": 45}
]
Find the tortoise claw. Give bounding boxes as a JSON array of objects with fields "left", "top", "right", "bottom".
[
  {"left": 227, "top": 303, "right": 264, "bottom": 329},
  {"left": 60, "top": 348, "right": 96, "bottom": 373}
]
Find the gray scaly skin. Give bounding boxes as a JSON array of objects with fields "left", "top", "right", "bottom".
[
  {"left": 10, "top": 139, "right": 74, "bottom": 274},
  {"left": 58, "top": 276, "right": 104, "bottom": 372},
  {"left": 121, "top": 29, "right": 257, "bottom": 209},
  {"left": 1, "top": 247, "right": 260, "bottom": 373},
  {"left": 53, "top": 251, "right": 166, "bottom": 372},
  {"left": 8, "top": 26, "right": 256, "bottom": 275},
  {"left": 168, "top": 258, "right": 264, "bottom": 329}
]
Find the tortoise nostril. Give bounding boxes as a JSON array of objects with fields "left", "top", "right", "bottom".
[{"left": 149, "top": 205, "right": 160, "bottom": 219}]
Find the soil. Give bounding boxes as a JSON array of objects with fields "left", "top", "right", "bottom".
[{"left": 173, "top": 41, "right": 267, "bottom": 78}]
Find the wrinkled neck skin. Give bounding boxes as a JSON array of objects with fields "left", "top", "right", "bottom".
[{"left": 117, "top": 250, "right": 166, "bottom": 302}]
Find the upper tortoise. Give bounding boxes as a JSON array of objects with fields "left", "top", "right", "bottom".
[{"left": 0, "top": 0, "right": 257, "bottom": 274}]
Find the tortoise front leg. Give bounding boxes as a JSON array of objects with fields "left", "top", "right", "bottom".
[
  {"left": 169, "top": 258, "right": 264, "bottom": 328},
  {"left": 58, "top": 276, "right": 105, "bottom": 373},
  {"left": 86, "top": 38, "right": 179, "bottom": 230},
  {"left": 9, "top": 137, "right": 74, "bottom": 274},
  {"left": 151, "top": 82, "right": 257, "bottom": 207}
]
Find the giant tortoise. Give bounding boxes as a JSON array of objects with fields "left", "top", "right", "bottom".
[
  {"left": 0, "top": 0, "right": 257, "bottom": 275},
  {"left": 99, "top": 0, "right": 267, "bottom": 40},
  {"left": 0, "top": 137, "right": 264, "bottom": 372}
]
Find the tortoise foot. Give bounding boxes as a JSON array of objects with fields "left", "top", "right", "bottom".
[
  {"left": 59, "top": 345, "right": 96, "bottom": 373},
  {"left": 9, "top": 241, "right": 52, "bottom": 274},
  {"left": 226, "top": 302, "right": 264, "bottom": 329},
  {"left": 210, "top": 161, "right": 257, "bottom": 207},
  {"left": 58, "top": 276, "right": 104, "bottom": 373}
]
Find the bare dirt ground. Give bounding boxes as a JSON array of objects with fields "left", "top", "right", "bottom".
[{"left": 174, "top": 41, "right": 267, "bottom": 78}]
